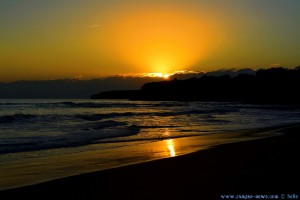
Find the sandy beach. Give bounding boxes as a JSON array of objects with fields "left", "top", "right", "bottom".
[{"left": 1, "top": 124, "right": 300, "bottom": 200}]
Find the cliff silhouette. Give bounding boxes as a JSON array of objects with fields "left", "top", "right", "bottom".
[{"left": 91, "top": 67, "right": 300, "bottom": 103}]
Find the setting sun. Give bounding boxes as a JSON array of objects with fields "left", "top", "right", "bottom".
[
  {"left": 163, "top": 74, "right": 170, "bottom": 79},
  {"left": 147, "top": 73, "right": 170, "bottom": 79}
]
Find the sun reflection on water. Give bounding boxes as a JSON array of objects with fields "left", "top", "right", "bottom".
[{"left": 166, "top": 139, "right": 176, "bottom": 157}]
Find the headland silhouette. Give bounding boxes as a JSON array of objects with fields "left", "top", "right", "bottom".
[{"left": 91, "top": 67, "right": 300, "bottom": 104}]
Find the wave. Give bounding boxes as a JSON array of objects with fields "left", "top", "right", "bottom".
[
  {"left": 93, "top": 131, "right": 219, "bottom": 144},
  {"left": 0, "top": 113, "right": 73, "bottom": 124},
  {"left": 0, "top": 106, "right": 238, "bottom": 124},
  {"left": 0, "top": 114, "right": 37, "bottom": 123},
  {"left": 0, "top": 121, "right": 140, "bottom": 154},
  {"left": 84, "top": 120, "right": 128, "bottom": 130},
  {"left": 78, "top": 108, "right": 238, "bottom": 121},
  {"left": 2, "top": 101, "right": 300, "bottom": 111},
  {"left": 0, "top": 101, "right": 189, "bottom": 109},
  {"left": 0, "top": 117, "right": 218, "bottom": 154},
  {"left": 56, "top": 101, "right": 190, "bottom": 108},
  {"left": 77, "top": 113, "right": 136, "bottom": 121}
]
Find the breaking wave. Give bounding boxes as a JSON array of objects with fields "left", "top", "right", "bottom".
[{"left": 0, "top": 120, "right": 140, "bottom": 154}]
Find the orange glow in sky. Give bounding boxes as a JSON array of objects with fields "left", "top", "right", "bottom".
[
  {"left": 1, "top": 1, "right": 300, "bottom": 82},
  {"left": 102, "top": 5, "right": 224, "bottom": 74}
]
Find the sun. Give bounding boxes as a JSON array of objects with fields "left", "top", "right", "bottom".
[
  {"left": 163, "top": 74, "right": 170, "bottom": 79},
  {"left": 118, "top": 71, "right": 174, "bottom": 79},
  {"left": 155, "top": 73, "right": 169, "bottom": 79},
  {"left": 146, "top": 72, "right": 170, "bottom": 79}
]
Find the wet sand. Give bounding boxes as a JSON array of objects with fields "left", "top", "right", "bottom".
[{"left": 1, "top": 125, "right": 300, "bottom": 200}]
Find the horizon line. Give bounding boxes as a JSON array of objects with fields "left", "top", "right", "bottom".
[{"left": 1, "top": 66, "right": 299, "bottom": 84}]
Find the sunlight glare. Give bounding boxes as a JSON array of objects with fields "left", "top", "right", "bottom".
[
  {"left": 163, "top": 74, "right": 170, "bottom": 79},
  {"left": 143, "top": 72, "right": 171, "bottom": 79},
  {"left": 166, "top": 139, "right": 176, "bottom": 157}
]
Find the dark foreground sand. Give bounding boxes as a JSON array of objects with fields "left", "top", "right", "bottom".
[{"left": 2, "top": 125, "right": 300, "bottom": 200}]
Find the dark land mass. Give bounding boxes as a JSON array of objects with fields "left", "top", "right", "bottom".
[
  {"left": 1, "top": 125, "right": 300, "bottom": 200},
  {"left": 0, "top": 77, "right": 161, "bottom": 99},
  {"left": 91, "top": 67, "right": 300, "bottom": 103},
  {"left": 0, "top": 68, "right": 256, "bottom": 99}
]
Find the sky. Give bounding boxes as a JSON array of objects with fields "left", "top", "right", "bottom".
[{"left": 1, "top": 0, "right": 300, "bottom": 82}]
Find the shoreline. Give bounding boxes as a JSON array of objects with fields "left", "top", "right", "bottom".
[
  {"left": 1, "top": 123, "right": 300, "bottom": 199},
  {"left": 0, "top": 123, "right": 291, "bottom": 191}
]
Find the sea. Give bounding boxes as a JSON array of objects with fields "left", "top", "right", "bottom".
[{"left": 1, "top": 99, "right": 300, "bottom": 190}]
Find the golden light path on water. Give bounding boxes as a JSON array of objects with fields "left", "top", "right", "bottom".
[{"left": 166, "top": 139, "right": 176, "bottom": 157}]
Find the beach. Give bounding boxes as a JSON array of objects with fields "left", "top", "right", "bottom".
[{"left": 1, "top": 124, "right": 299, "bottom": 200}]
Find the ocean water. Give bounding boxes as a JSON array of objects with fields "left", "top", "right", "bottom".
[{"left": 1, "top": 99, "right": 300, "bottom": 189}]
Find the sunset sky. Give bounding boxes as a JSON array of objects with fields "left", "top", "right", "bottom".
[{"left": 1, "top": 0, "right": 300, "bottom": 82}]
